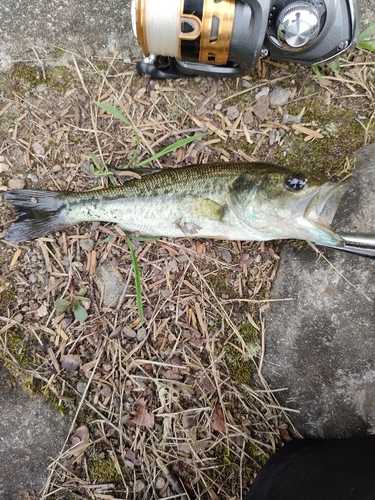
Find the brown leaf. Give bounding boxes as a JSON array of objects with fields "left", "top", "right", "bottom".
[
  {"left": 32, "top": 142, "right": 45, "bottom": 156},
  {"left": 61, "top": 354, "right": 82, "bottom": 372},
  {"left": 70, "top": 425, "right": 90, "bottom": 458},
  {"left": 195, "top": 241, "right": 206, "bottom": 255},
  {"left": 125, "top": 449, "right": 138, "bottom": 463},
  {"left": 170, "top": 355, "right": 183, "bottom": 367},
  {"left": 253, "top": 95, "right": 269, "bottom": 121},
  {"left": 190, "top": 337, "right": 205, "bottom": 348},
  {"left": 177, "top": 443, "right": 191, "bottom": 455},
  {"left": 163, "top": 369, "right": 183, "bottom": 381},
  {"left": 182, "top": 412, "right": 198, "bottom": 429},
  {"left": 170, "top": 355, "right": 190, "bottom": 374},
  {"left": 212, "top": 404, "right": 226, "bottom": 433},
  {"left": 131, "top": 397, "right": 155, "bottom": 428},
  {"left": 174, "top": 218, "right": 202, "bottom": 235},
  {"left": 243, "top": 109, "right": 254, "bottom": 124},
  {"left": 279, "top": 422, "right": 293, "bottom": 442},
  {"left": 201, "top": 376, "right": 216, "bottom": 394},
  {"left": 239, "top": 253, "right": 251, "bottom": 266}
]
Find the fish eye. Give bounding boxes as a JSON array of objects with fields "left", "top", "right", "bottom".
[{"left": 285, "top": 172, "right": 307, "bottom": 191}]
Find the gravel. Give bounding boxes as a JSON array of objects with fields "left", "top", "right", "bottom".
[
  {"left": 7, "top": 178, "right": 25, "bottom": 189},
  {"left": 226, "top": 106, "right": 240, "bottom": 121},
  {"left": 268, "top": 87, "right": 292, "bottom": 107}
]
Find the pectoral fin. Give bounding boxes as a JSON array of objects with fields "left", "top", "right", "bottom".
[{"left": 182, "top": 195, "right": 224, "bottom": 221}]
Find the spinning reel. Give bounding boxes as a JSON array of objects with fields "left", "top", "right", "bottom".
[{"left": 131, "top": 0, "right": 359, "bottom": 78}]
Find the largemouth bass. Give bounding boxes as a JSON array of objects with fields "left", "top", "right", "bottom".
[{"left": 4, "top": 162, "right": 346, "bottom": 246}]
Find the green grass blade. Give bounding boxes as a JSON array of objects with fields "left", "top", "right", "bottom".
[
  {"left": 132, "top": 236, "right": 157, "bottom": 242},
  {"left": 329, "top": 59, "right": 341, "bottom": 72},
  {"left": 358, "top": 41, "right": 375, "bottom": 52},
  {"left": 94, "top": 101, "right": 141, "bottom": 156},
  {"left": 88, "top": 152, "right": 117, "bottom": 185},
  {"left": 136, "top": 133, "right": 207, "bottom": 167},
  {"left": 359, "top": 22, "right": 375, "bottom": 42},
  {"left": 358, "top": 22, "right": 375, "bottom": 52},
  {"left": 124, "top": 143, "right": 140, "bottom": 169},
  {"left": 94, "top": 101, "right": 131, "bottom": 125},
  {"left": 88, "top": 151, "right": 104, "bottom": 170},
  {"left": 312, "top": 65, "right": 323, "bottom": 81},
  {"left": 126, "top": 237, "right": 144, "bottom": 321},
  {"left": 93, "top": 102, "right": 205, "bottom": 169}
]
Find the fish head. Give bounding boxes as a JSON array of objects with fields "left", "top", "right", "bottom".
[{"left": 227, "top": 164, "right": 347, "bottom": 245}]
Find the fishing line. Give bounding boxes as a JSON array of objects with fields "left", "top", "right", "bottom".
[{"left": 144, "top": 0, "right": 182, "bottom": 57}]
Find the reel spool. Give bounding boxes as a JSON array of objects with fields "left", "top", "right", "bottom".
[
  {"left": 133, "top": 0, "right": 236, "bottom": 66},
  {"left": 131, "top": 0, "right": 359, "bottom": 78}
]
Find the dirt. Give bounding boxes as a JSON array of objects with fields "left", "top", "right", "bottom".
[{"left": 0, "top": 48, "right": 374, "bottom": 499}]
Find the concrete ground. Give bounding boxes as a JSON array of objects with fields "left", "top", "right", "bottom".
[
  {"left": 0, "top": 0, "right": 141, "bottom": 71},
  {"left": 0, "top": 361, "right": 70, "bottom": 500},
  {"left": 264, "top": 143, "right": 375, "bottom": 438}
]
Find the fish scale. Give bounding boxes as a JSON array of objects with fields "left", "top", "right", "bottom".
[
  {"left": 4, "top": 162, "right": 348, "bottom": 247},
  {"left": 63, "top": 162, "right": 253, "bottom": 203}
]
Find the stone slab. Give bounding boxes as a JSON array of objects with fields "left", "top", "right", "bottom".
[
  {"left": 263, "top": 143, "right": 375, "bottom": 438},
  {"left": 0, "top": 361, "right": 70, "bottom": 500},
  {"left": 0, "top": 0, "right": 141, "bottom": 71}
]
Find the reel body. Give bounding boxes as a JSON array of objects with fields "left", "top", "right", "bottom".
[{"left": 132, "top": 0, "right": 360, "bottom": 78}]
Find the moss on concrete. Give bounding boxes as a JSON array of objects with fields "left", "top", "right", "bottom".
[
  {"left": 274, "top": 102, "right": 370, "bottom": 177},
  {"left": 0, "top": 109, "right": 19, "bottom": 142},
  {"left": 0, "top": 323, "right": 66, "bottom": 413},
  {"left": 1, "top": 62, "right": 72, "bottom": 96}
]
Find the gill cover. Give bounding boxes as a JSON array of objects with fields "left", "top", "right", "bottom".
[{"left": 227, "top": 169, "right": 344, "bottom": 245}]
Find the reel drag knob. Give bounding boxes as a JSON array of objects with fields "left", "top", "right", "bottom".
[{"left": 276, "top": 2, "right": 320, "bottom": 50}]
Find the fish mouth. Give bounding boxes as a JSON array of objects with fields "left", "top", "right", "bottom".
[{"left": 304, "top": 181, "right": 347, "bottom": 226}]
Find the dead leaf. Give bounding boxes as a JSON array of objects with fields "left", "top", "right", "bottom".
[
  {"left": 279, "top": 422, "right": 293, "bottom": 442},
  {"left": 177, "top": 443, "right": 191, "bottom": 455},
  {"left": 126, "top": 449, "right": 137, "bottom": 462},
  {"left": 195, "top": 241, "right": 206, "bottom": 255},
  {"left": 61, "top": 354, "right": 82, "bottom": 372},
  {"left": 182, "top": 412, "right": 198, "bottom": 429},
  {"left": 167, "top": 259, "right": 178, "bottom": 273},
  {"left": 174, "top": 218, "right": 202, "bottom": 235},
  {"left": 212, "top": 404, "right": 226, "bottom": 433},
  {"left": 243, "top": 108, "right": 254, "bottom": 124},
  {"left": 170, "top": 355, "right": 190, "bottom": 374},
  {"left": 131, "top": 397, "right": 155, "bottom": 428},
  {"left": 70, "top": 425, "right": 90, "bottom": 458},
  {"left": 32, "top": 142, "right": 45, "bottom": 156},
  {"left": 163, "top": 369, "right": 183, "bottom": 380},
  {"left": 239, "top": 253, "right": 252, "bottom": 266},
  {"left": 253, "top": 95, "right": 269, "bottom": 121},
  {"left": 201, "top": 376, "right": 216, "bottom": 394},
  {"left": 37, "top": 304, "right": 48, "bottom": 317}
]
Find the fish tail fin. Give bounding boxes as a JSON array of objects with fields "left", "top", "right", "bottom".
[{"left": 4, "top": 189, "right": 68, "bottom": 243}]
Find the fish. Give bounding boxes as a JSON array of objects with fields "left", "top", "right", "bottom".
[{"left": 3, "top": 162, "right": 347, "bottom": 247}]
